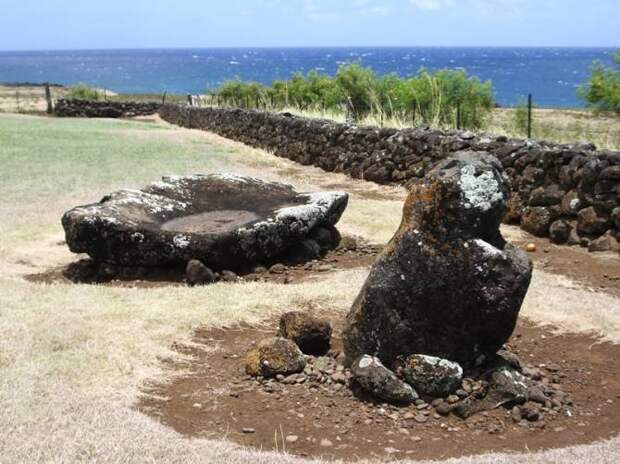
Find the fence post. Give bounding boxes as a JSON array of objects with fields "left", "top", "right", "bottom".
[
  {"left": 456, "top": 102, "right": 462, "bottom": 130},
  {"left": 45, "top": 83, "right": 53, "bottom": 114},
  {"left": 187, "top": 94, "right": 193, "bottom": 107},
  {"left": 162, "top": 91, "right": 167, "bottom": 105},
  {"left": 527, "top": 93, "right": 533, "bottom": 138},
  {"left": 16, "top": 90, "right": 20, "bottom": 112},
  {"left": 345, "top": 97, "right": 355, "bottom": 125}
]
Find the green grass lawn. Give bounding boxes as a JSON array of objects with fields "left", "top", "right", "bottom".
[{"left": 0, "top": 114, "right": 258, "bottom": 243}]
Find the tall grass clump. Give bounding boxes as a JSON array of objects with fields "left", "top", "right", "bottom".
[
  {"left": 511, "top": 97, "right": 531, "bottom": 136},
  {"left": 65, "top": 83, "right": 101, "bottom": 101},
  {"left": 213, "top": 62, "right": 494, "bottom": 130}
]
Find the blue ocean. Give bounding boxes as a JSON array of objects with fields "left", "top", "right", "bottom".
[{"left": 0, "top": 47, "right": 616, "bottom": 108}]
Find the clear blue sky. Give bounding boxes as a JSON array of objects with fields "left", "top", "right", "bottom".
[{"left": 1, "top": 0, "right": 618, "bottom": 51}]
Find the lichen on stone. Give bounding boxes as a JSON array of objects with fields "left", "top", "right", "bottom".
[{"left": 458, "top": 164, "right": 504, "bottom": 211}]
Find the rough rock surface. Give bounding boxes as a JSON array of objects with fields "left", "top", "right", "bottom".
[
  {"left": 278, "top": 311, "right": 332, "bottom": 356},
  {"left": 521, "top": 206, "right": 555, "bottom": 237},
  {"left": 245, "top": 337, "right": 305, "bottom": 378},
  {"left": 62, "top": 174, "right": 348, "bottom": 269},
  {"left": 350, "top": 355, "right": 418, "bottom": 405},
  {"left": 400, "top": 355, "right": 463, "bottom": 397},
  {"left": 453, "top": 366, "right": 528, "bottom": 419},
  {"left": 343, "top": 152, "right": 533, "bottom": 368},
  {"left": 185, "top": 259, "right": 216, "bottom": 286},
  {"left": 55, "top": 99, "right": 161, "bottom": 118},
  {"left": 549, "top": 219, "right": 572, "bottom": 244}
]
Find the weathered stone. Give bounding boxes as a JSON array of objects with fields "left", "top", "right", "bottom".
[
  {"left": 278, "top": 311, "right": 332, "bottom": 356},
  {"left": 245, "top": 337, "right": 305, "bottom": 378},
  {"left": 560, "top": 191, "right": 581, "bottom": 216},
  {"left": 309, "top": 227, "right": 337, "bottom": 251},
  {"left": 351, "top": 355, "right": 418, "bottom": 405},
  {"left": 521, "top": 207, "right": 554, "bottom": 237},
  {"left": 504, "top": 191, "right": 524, "bottom": 223},
  {"left": 588, "top": 231, "right": 619, "bottom": 253},
  {"left": 400, "top": 355, "right": 463, "bottom": 397},
  {"left": 343, "top": 152, "right": 532, "bottom": 368},
  {"left": 529, "top": 185, "right": 564, "bottom": 206},
  {"left": 577, "top": 206, "right": 610, "bottom": 236},
  {"left": 185, "top": 259, "right": 216, "bottom": 286},
  {"left": 453, "top": 367, "right": 528, "bottom": 419},
  {"left": 496, "top": 350, "right": 522, "bottom": 371},
  {"left": 62, "top": 174, "right": 348, "bottom": 269},
  {"left": 549, "top": 220, "right": 571, "bottom": 244},
  {"left": 436, "top": 401, "right": 454, "bottom": 416},
  {"left": 521, "top": 403, "right": 541, "bottom": 422}
]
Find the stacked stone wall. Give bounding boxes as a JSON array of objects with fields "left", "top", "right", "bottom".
[
  {"left": 158, "top": 105, "right": 620, "bottom": 247},
  {"left": 55, "top": 99, "right": 161, "bottom": 118}
]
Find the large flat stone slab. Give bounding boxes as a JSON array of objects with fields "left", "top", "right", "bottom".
[{"left": 62, "top": 174, "right": 348, "bottom": 268}]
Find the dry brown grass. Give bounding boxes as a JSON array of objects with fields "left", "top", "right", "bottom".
[
  {"left": 1, "top": 114, "right": 619, "bottom": 463},
  {"left": 488, "top": 108, "right": 620, "bottom": 150},
  {"left": 275, "top": 105, "right": 620, "bottom": 151},
  {"left": 0, "top": 84, "right": 69, "bottom": 113}
]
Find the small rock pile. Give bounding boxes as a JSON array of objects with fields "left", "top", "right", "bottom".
[{"left": 242, "top": 312, "right": 574, "bottom": 428}]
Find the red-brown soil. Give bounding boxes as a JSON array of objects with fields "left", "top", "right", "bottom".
[{"left": 137, "top": 318, "right": 620, "bottom": 461}]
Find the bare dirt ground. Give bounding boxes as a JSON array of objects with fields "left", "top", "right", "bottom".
[{"left": 138, "top": 320, "right": 620, "bottom": 462}]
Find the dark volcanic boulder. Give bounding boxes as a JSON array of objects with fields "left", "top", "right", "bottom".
[
  {"left": 245, "top": 337, "right": 305, "bottom": 378},
  {"left": 549, "top": 219, "right": 571, "bottom": 244},
  {"left": 520, "top": 206, "right": 554, "bottom": 237},
  {"left": 62, "top": 174, "right": 348, "bottom": 269},
  {"left": 343, "top": 152, "right": 532, "bottom": 368},
  {"left": 185, "top": 259, "right": 216, "bottom": 286}
]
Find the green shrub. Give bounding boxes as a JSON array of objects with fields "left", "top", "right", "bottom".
[
  {"left": 214, "top": 63, "right": 495, "bottom": 129},
  {"left": 579, "top": 52, "right": 620, "bottom": 116},
  {"left": 65, "top": 83, "right": 101, "bottom": 101}
]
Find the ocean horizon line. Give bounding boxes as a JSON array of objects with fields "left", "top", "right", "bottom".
[{"left": 0, "top": 45, "right": 618, "bottom": 54}]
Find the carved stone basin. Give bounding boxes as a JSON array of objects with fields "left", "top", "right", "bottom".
[{"left": 62, "top": 174, "right": 349, "bottom": 269}]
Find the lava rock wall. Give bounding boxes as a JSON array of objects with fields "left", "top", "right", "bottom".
[
  {"left": 55, "top": 99, "right": 161, "bottom": 118},
  {"left": 157, "top": 104, "right": 619, "bottom": 246}
]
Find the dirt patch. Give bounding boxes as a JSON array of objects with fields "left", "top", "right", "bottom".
[
  {"left": 504, "top": 227, "right": 620, "bottom": 298},
  {"left": 137, "top": 317, "right": 620, "bottom": 461},
  {"left": 24, "top": 239, "right": 380, "bottom": 288}
]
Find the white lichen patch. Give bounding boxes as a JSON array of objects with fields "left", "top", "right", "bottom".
[
  {"left": 173, "top": 234, "right": 190, "bottom": 248},
  {"left": 458, "top": 165, "right": 505, "bottom": 211},
  {"left": 413, "top": 354, "right": 463, "bottom": 377},
  {"left": 274, "top": 191, "right": 346, "bottom": 227},
  {"left": 235, "top": 191, "right": 347, "bottom": 254}
]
